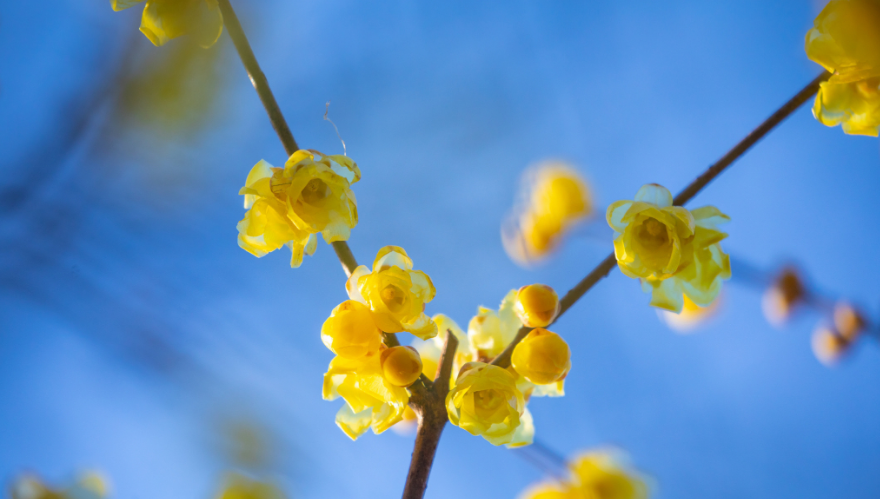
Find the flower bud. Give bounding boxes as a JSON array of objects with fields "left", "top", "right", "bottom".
[
  {"left": 514, "top": 284, "right": 560, "bottom": 328},
  {"left": 812, "top": 326, "right": 850, "bottom": 366},
  {"left": 762, "top": 267, "right": 806, "bottom": 326},
  {"left": 833, "top": 302, "right": 867, "bottom": 341},
  {"left": 380, "top": 346, "right": 423, "bottom": 387},
  {"left": 321, "top": 300, "right": 383, "bottom": 358},
  {"left": 511, "top": 328, "right": 571, "bottom": 385}
]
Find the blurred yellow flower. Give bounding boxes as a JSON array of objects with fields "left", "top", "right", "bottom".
[
  {"left": 515, "top": 284, "right": 561, "bottom": 328},
  {"left": 323, "top": 351, "right": 410, "bottom": 440},
  {"left": 607, "top": 184, "right": 730, "bottom": 313},
  {"left": 347, "top": 246, "right": 437, "bottom": 340},
  {"left": 834, "top": 302, "right": 868, "bottom": 341},
  {"left": 511, "top": 328, "right": 571, "bottom": 385},
  {"left": 504, "top": 161, "right": 593, "bottom": 266},
  {"left": 806, "top": 0, "right": 880, "bottom": 136},
  {"left": 812, "top": 325, "right": 851, "bottom": 366},
  {"left": 520, "top": 450, "right": 649, "bottom": 499},
  {"left": 658, "top": 294, "right": 721, "bottom": 333},
  {"left": 380, "top": 345, "right": 423, "bottom": 387},
  {"left": 237, "top": 151, "right": 360, "bottom": 268},
  {"left": 446, "top": 361, "right": 525, "bottom": 446},
  {"left": 468, "top": 290, "right": 522, "bottom": 359},
  {"left": 11, "top": 472, "right": 108, "bottom": 499},
  {"left": 111, "top": 0, "right": 223, "bottom": 48},
  {"left": 761, "top": 267, "right": 807, "bottom": 327},
  {"left": 321, "top": 300, "right": 384, "bottom": 359},
  {"left": 215, "top": 473, "right": 285, "bottom": 499}
]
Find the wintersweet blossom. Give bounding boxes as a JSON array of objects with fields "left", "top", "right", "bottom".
[
  {"left": 468, "top": 290, "right": 522, "bottom": 359},
  {"left": 812, "top": 302, "right": 869, "bottom": 366},
  {"left": 514, "top": 284, "right": 561, "bottom": 328},
  {"left": 762, "top": 267, "right": 806, "bottom": 327},
  {"left": 237, "top": 151, "right": 360, "bottom": 267},
  {"left": 321, "top": 300, "right": 383, "bottom": 359},
  {"left": 607, "top": 184, "right": 730, "bottom": 313},
  {"left": 511, "top": 328, "right": 571, "bottom": 385},
  {"left": 111, "top": 0, "right": 223, "bottom": 48},
  {"left": 446, "top": 361, "right": 525, "bottom": 446},
  {"left": 519, "top": 450, "right": 649, "bottom": 499},
  {"left": 504, "top": 162, "right": 593, "bottom": 265},
  {"left": 11, "top": 472, "right": 108, "bottom": 499},
  {"left": 323, "top": 351, "right": 410, "bottom": 440},
  {"left": 806, "top": 0, "right": 880, "bottom": 136},
  {"left": 347, "top": 246, "right": 437, "bottom": 340},
  {"left": 380, "top": 346, "right": 423, "bottom": 387}
]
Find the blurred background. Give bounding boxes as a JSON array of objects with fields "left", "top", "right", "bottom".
[{"left": 2, "top": 0, "right": 879, "bottom": 498}]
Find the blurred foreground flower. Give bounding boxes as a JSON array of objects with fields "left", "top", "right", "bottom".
[
  {"left": 111, "top": 0, "right": 223, "bottom": 48},
  {"left": 446, "top": 361, "right": 525, "bottom": 446},
  {"left": 658, "top": 294, "right": 721, "bottom": 333},
  {"left": 519, "top": 450, "right": 649, "bottom": 499},
  {"left": 237, "top": 151, "right": 360, "bottom": 268},
  {"left": 806, "top": 0, "right": 880, "bottom": 136},
  {"left": 761, "top": 267, "right": 807, "bottom": 327},
  {"left": 504, "top": 161, "right": 593, "bottom": 266},
  {"left": 215, "top": 473, "right": 285, "bottom": 499},
  {"left": 11, "top": 472, "right": 108, "bottom": 499},
  {"left": 812, "top": 302, "right": 869, "bottom": 366},
  {"left": 347, "top": 246, "right": 437, "bottom": 339},
  {"left": 607, "top": 184, "right": 730, "bottom": 313}
]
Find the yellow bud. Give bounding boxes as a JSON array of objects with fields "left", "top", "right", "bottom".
[
  {"left": 511, "top": 328, "right": 571, "bottom": 385},
  {"left": 762, "top": 267, "right": 806, "bottom": 327},
  {"left": 380, "top": 346, "right": 423, "bottom": 387},
  {"left": 515, "top": 284, "right": 560, "bottom": 328},
  {"left": 812, "top": 326, "right": 850, "bottom": 366},
  {"left": 321, "top": 300, "right": 383, "bottom": 358},
  {"left": 833, "top": 302, "right": 867, "bottom": 341}
]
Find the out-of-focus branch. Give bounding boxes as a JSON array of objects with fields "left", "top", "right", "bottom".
[
  {"left": 402, "top": 331, "right": 458, "bottom": 499},
  {"left": 491, "top": 71, "right": 832, "bottom": 369}
]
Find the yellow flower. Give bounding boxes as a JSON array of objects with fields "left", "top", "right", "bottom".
[
  {"left": 347, "top": 246, "right": 438, "bottom": 340},
  {"left": 380, "top": 346, "right": 423, "bottom": 387},
  {"left": 515, "top": 284, "right": 561, "bottom": 328},
  {"left": 11, "top": 472, "right": 108, "bottom": 499},
  {"left": 607, "top": 184, "right": 730, "bottom": 313},
  {"left": 215, "top": 473, "right": 286, "bottom": 499},
  {"left": 468, "top": 290, "right": 522, "bottom": 359},
  {"left": 511, "top": 328, "right": 571, "bottom": 385},
  {"left": 806, "top": 0, "right": 880, "bottom": 136},
  {"left": 658, "top": 294, "right": 721, "bottom": 333},
  {"left": 237, "top": 151, "right": 360, "bottom": 267},
  {"left": 504, "top": 162, "right": 593, "bottom": 266},
  {"left": 812, "top": 325, "right": 851, "bottom": 366},
  {"left": 446, "top": 361, "right": 525, "bottom": 446},
  {"left": 520, "top": 450, "right": 649, "bottom": 499},
  {"left": 323, "top": 351, "right": 410, "bottom": 440},
  {"left": 761, "top": 267, "right": 806, "bottom": 327},
  {"left": 237, "top": 159, "right": 315, "bottom": 267},
  {"left": 321, "top": 300, "right": 384, "bottom": 359},
  {"left": 279, "top": 150, "right": 360, "bottom": 243},
  {"left": 111, "top": 0, "right": 223, "bottom": 48}
]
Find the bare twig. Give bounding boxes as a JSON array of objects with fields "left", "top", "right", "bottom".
[{"left": 491, "top": 71, "right": 830, "bottom": 369}]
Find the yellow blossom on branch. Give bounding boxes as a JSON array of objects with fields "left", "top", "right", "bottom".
[
  {"left": 446, "top": 361, "right": 525, "bottom": 446},
  {"left": 511, "top": 328, "right": 571, "bottom": 385},
  {"left": 520, "top": 450, "right": 649, "bottom": 499},
  {"left": 111, "top": 0, "right": 223, "bottom": 48},
  {"left": 806, "top": 0, "right": 880, "bottom": 136},
  {"left": 321, "top": 300, "right": 384, "bottom": 359},
  {"left": 468, "top": 290, "right": 522, "bottom": 359},
  {"left": 607, "top": 184, "right": 730, "bottom": 313},
  {"left": 347, "top": 246, "right": 437, "bottom": 340},
  {"left": 380, "top": 345, "right": 423, "bottom": 387},
  {"left": 11, "top": 472, "right": 108, "bottom": 499},
  {"left": 514, "top": 284, "right": 561, "bottom": 328}
]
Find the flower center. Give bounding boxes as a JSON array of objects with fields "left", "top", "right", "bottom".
[
  {"left": 301, "top": 178, "right": 329, "bottom": 205},
  {"left": 638, "top": 217, "right": 669, "bottom": 249},
  {"left": 380, "top": 284, "right": 406, "bottom": 312},
  {"left": 474, "top": 389, "right": 505, "bottom": 420}
]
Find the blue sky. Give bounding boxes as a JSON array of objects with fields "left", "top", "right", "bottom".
[{"left": 2, "top": 1, "right": 880, "bottom": 498}]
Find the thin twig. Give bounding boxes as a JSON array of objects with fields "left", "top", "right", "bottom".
[{"left": 492, "top": 71, "right": 830, "bottom": 370}]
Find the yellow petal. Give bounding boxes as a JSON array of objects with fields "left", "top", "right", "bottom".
[{"left": 633, "top": 183, "right": 673, "bottom": 207}]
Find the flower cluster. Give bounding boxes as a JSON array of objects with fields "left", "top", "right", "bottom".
[
  {"left": 238, "top": 150, "right": 360, "bottom": 268},
  {"left": 504, "top": 161, "right": 593, "bottom": 266},
  {"left": 519, "top": 450, "right": 649, "bottom": 499},
  {"left": 111, "top": 0, "right": 224, "bottom": 48},
  {"left": 812, "top": 302, "right": 870, "bottom": 365},
  {"left": 322, "top": 247, "right": 436, "bottom": 439},
  {"left": 11, "top": 472, "right": 108, "bottom": 499},
  {"left": 442, "top": 286, "right": 570, "bottom": 447},
  {"left": 806, "top": 0, "right": 880, "bottom": 136},
  {"left": 607, "top": 184, "right": 731, "bottom": 313}
]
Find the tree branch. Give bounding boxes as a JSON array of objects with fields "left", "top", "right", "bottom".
[{"left": 491, "top": 71, "right": 831, "bottom": 369}]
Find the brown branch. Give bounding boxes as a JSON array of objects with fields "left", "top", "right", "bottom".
[
  {"left": 402, "top": 331, "right": 458, "bottom": 499},
  {"left": 492, "top": 71, "right": 831, "bottom": 369},
  {"left": 218, "top": 0, "right": 362, "bottom": 277}
]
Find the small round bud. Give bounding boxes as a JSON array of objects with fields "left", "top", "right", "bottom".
[
  {"left": 514, "top": 284, "right": 560, "bottom": 328},
  {"left": 762, "top": 267, "right": 806, "bottom": 327},
  {"left": 511, "top": 328, "right": 571, "bottom": 385},
  {"left": 380, "top": 346, "right": 423, "bottom": 387},
  {"left": 833, "top": 302, "right": 866, "bottom": 341},
  {"left": 812, "top": 326, "right": 850, "bottom": 366},
  {"left": 321, "top": 300, "right": 383, "bottom": 358}
]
